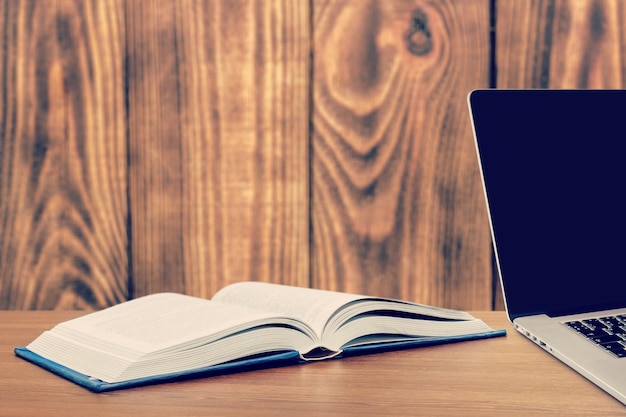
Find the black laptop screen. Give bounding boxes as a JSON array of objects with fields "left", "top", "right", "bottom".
[{"left": 469, "top": 89, "right": 626, "bottom": 320}]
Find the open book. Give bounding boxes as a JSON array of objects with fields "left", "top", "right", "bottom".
[{"left": 16, "top": 282, "right": 505, "bottom": 392}]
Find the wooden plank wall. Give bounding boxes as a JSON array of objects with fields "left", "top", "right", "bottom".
[
  {"left": 125, "top": 1, "right": 310, "bottom": 299},
  {"left": 0, "top": 0, "right": 129, "bottom": 309},
  {"left": 311, "top": 0, "right": 492, "bottom": 307},
  {"left": 1, "top": 0, "right": 625, "bottom": 310}
]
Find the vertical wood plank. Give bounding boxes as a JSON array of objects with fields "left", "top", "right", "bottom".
[
  {"left": 494, "top": 0, "right": 626, "bottom": 309},
  {"left": 497, "top": 0, "right": 626, "bottom": 89},
  {"left": 311, "top": 0, "right": 493, "bottom": 309},
  {"left": 0, "top": 0, "right": 128, "bottom": 309},
  {"left": 126, "top": 0, "right": 310, "bottom": 298}
]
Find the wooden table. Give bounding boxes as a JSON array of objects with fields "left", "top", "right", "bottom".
[{"left": 2, "top": 311, "right": 624, "bottom": 416}]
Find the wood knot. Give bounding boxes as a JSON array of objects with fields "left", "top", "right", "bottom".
[{"left": 405, "top": 8, "right": 432, "bottom": 56}]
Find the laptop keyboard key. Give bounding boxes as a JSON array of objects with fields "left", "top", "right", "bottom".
[
  {"left": 598, "top": 343, "right": 626, "bottom": 358},
  {"left": 590, "top": 334, "right": 621, "bottom": 344},
  {"left": 565, "top": 321, "right": 605, "bottom": 338}
]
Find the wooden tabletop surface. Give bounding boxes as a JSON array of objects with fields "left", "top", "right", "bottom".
[{"left": 1, "top": 311, "right": 624, "bottom": 417}]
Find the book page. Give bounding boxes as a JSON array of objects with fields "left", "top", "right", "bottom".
[
  {"left": 213, "top": 282, "right": 364, "bottom": 337},
  {"left": 54, "top": 293, "right": 288, "bottom": 354}
]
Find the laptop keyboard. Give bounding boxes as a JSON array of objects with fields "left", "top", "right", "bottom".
[{"left": 564, "top": 315, "right": 626, "bottom": 358}]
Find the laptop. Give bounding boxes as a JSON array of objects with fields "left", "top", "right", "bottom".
[{"left": 468, "top": 89, "right": 626, "bottom": 405}]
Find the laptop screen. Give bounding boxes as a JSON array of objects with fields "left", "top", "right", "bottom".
[{"left": 469, "top": 89, "right": 626, "bottom": 320}]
